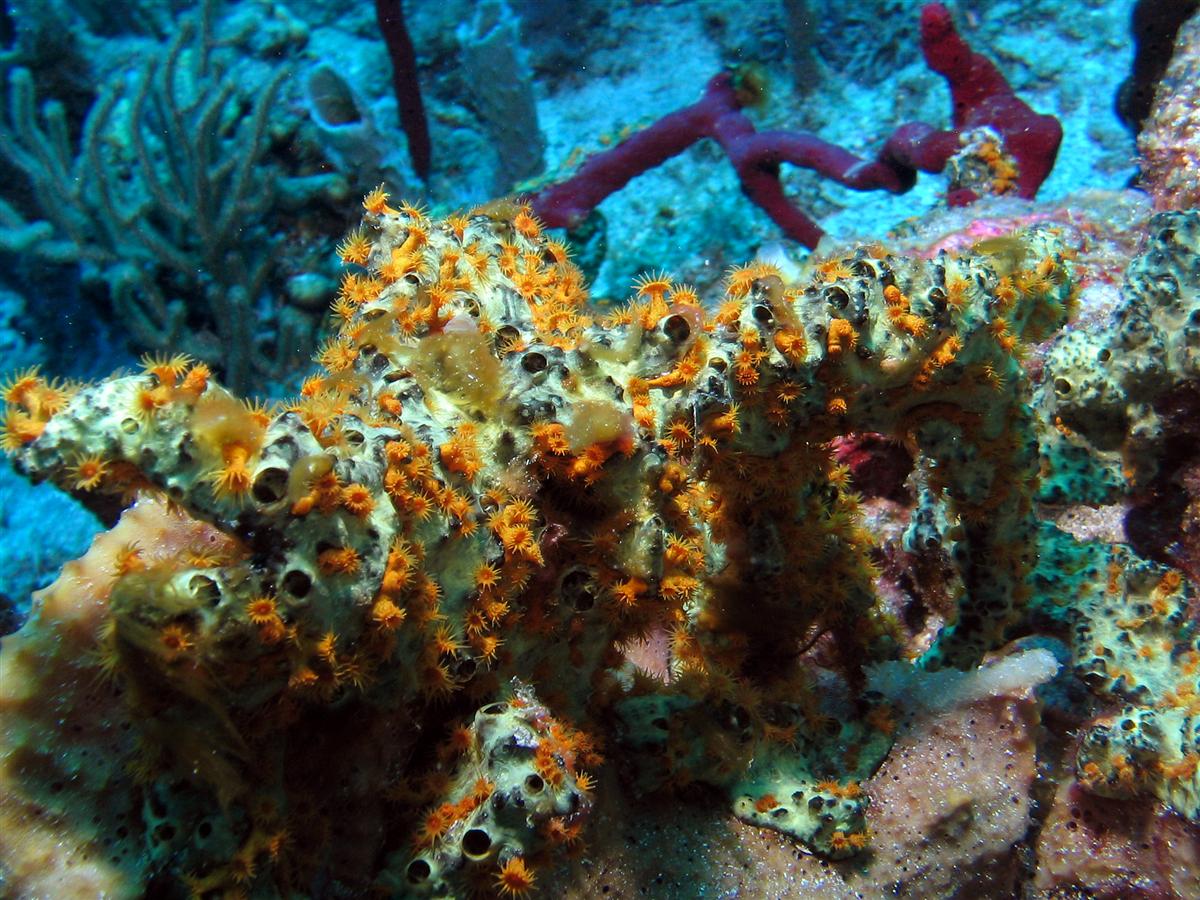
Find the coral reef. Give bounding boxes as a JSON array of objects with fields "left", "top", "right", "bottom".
[
  {"left": 0, "top": 1, "right": 1196, "bottom": 895},
  {"left": 1138, "top": 5, "right": 1200, "bottom": 210},
  {"left": 530, "top": 3, "right": 1062, "bottom": 249},
  {"left": 4, "top": 183, "right": 1199, "bottom": 896},
  {"left": 1036, "top": 212, "right": 1200, "bottom": 496},
  {"left": 1116, "top": 0, "right": 1199, "bottom": 134},
  {"left": 1034, "top": 779, "right": 1200, "bottom": 897}
]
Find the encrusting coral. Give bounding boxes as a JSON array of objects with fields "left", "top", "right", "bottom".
[
  {"left": 1030, "top": 214, "right": 1200, "bottom": 823},
  {"left": 1138, "top": 6, "right": 1200, "bottom": 212},
  {"left": 2, "top": 191, "right": 1199, "bottom": 897}
]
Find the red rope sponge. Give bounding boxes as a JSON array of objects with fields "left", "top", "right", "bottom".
[{"left": 531, "top": 2, "right": 1062, "bottom": 248}]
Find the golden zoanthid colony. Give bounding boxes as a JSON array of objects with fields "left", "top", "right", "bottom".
[{"left": 2, "top": 191, "right": 1198, "bottom": 898}]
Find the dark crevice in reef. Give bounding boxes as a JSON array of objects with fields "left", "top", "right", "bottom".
[
  {"left": 1117, "top": 0, "right": 1200, "bottom": 135},
  {"left": 0, "top": 0, "right": 13, "bottom": 50},
  {"left": 1125, "top": 382, "right": 1200, "bottom": 571}
]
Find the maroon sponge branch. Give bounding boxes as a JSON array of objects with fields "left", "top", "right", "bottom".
[
  {"left": 904, "top": 1, "right": 1063, "bottom": 202},
  {"left": 529, "top": 2, "right": 1062, "bottom": 250},
  {"left": 531, "top": 73, "right": 914, "bottom": 250},
  {"left": 374, "top": 0, "right": 433, "bottom": 183}
]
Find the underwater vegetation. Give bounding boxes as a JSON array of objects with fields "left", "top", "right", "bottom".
[{"left": 2, "top": 0, "right": 1200, "bottom": 898}]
